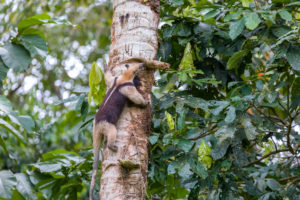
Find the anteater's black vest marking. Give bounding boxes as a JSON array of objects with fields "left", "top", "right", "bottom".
[{"left": 95, "top": 77, "right": 134, "bottom": 125}]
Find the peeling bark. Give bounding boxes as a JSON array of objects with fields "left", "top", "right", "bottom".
[{"left": 99, "top": 0, "right": 160, "bottom": 199}]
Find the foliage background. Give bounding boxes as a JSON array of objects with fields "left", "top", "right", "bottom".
[{"left": 0, "top": 0, "right": 299, "bottom": 199}]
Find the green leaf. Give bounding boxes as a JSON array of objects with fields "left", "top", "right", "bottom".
[
  {"left": 165, "top": 111, "right": 175, "bottom": 130},
  {"left": 0, "top": 170, "right": 17, "bottom": 199},
  {"left": 245, "top": 13, "right": 261, "bottom": 30},
  {"left": 278, "top": 10, "right": 292, "bottom": 21},
  {"left": 287, "top": 45, "right": 300, "bottom": 71},
  {"left": 80, "top": 99, "right": 89, "bottom": 121},
  {"left": 203, "top": 10, "right": 219, "bottom": 20},
  {"left": 227, "top": 50, "right": 248, "bottom": 70},
  {"left": 176, "top": 23, "right": 191, "bottom": 37},
  {"left": 198, "top": 140, "right": 212, "bottom": 169},
  {"left": 241, "top": 0, "right": 253, "bottom": 7},
  {"left": 229, "top": 18, "right": 245, "bottom": 40},
  {"left": 211, "top": 138, "right": 231, "bottom": 160},
  {"left": 19, "top": 34, "right": 48, "bottom": 57},
  {"left": 16, "top": 115, "right": 35, "bottom": 132},
  {"left": 20, "top": 28, "right": 45, "bottom": 39},
  {"left": 75, "top": 95, "right": 85, "bottom": 112},
  {"left": 11, "top": 189, "right": 26, "bottom": 200},
  {"left": 179, "top": 42, "right": 194, "bottom": 70},
  {"left": 189, "top": 158, "right": 208, "bottom": 179},
  {"left": 287, "top": 2, "right": 300, "bottom": 6},
  {"left": 178, "top": 162, "right": 193, "bottom": 177},
  {"left": 15, "top": 173, "right": 34, "bottom": 200},
  {"left": 0, "top": 95, "right": 12, "bottom": 114},
  {"left": 169, "top": 0, "right": 184, "bottom": 6},
  {"left": 0, "top": 136, "right": 8, "bottom": 154},
  {"left": 225, "top": 106, "right": 236, "bottom": 123},
  {"left": 88, "top": 62, "right": 106, "bottom": 105},
  {"left": 18, "top": 14, "right": 51, "bottom": 33},
  {"left": 0, "top": 58, "right": 8, "bottom": 83},
  {"left": 0, "top": 44, "right": 32, "bottom": 72},
  {"left": 54, "top": 95, "right": 80, "bottom": 105},
  {"left": 211, "top": 101, "right": 230, "bottom": 115},
  {"left": 291, "top": 95, "right": 300, "bottom": 109},
  {"left": 177, "top": 139, "right": 194, "bottom": 152},
  {"left": 32, "top": 162, "right": 63, "bottom": 173},
  {"left": 149, "top": 133, "right": 159, "bottom": 145},
  {"left": 241, "top": 116, "right": 257, "bottom": 140},
  {"left": 0, "top": 119, "right": 25, "bottom": 143},
  {"left": 177, "top": 112, "right": 186, "bottom": 130},
  {"left": 48, "top": 17, "right": 73, "bottom": 26},
  {"left": 266, "top": 179, "right": 281, "bottom": 191}
]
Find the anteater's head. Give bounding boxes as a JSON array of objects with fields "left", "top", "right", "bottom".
[{"left": 117, "top": 63, "right": 145, "bottom": 85}]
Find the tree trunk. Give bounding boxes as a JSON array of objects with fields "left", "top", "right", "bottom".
[{"left": 100, "top": 0, "right": 160, "bottom": 199}]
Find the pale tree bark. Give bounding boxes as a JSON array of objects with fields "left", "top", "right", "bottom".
[{"left": 99, "top": 0, "right": 160, "bottom": 199}]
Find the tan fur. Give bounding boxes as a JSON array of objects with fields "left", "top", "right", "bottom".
[
  {"left": 116, "top": 63, "right": 139, "bottom": 86},
  {"left": 119, "top": 86, "right": 148, "bottom": 106},
  {"left": 89, "top": 63, "right": 147, "bottom": 200}
]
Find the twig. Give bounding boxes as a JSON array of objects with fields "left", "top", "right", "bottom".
[
  {"left": 189, "top": 129, "right": 216, "bottom": 140},
  {"left": 250, "top": 102, "right": 284, "bottom": 126},
  {"left": 271, "top": 137, "right": 278, "bottom": 152},
  {"left": 277, "top": 99, "right": 292, "bottom": 120},
  {"left": 242, "top": 149, "right": 290, "bottom": 168},
  {"left": 279, "top": 176, "right": 298, "bottom": 182},
  {"left": 287, "top": 117, "right": 295, "bottom": 154}
]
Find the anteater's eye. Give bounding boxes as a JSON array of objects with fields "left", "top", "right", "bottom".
[{"left": 125, "top": 64, "right": 129, "bottom": 68}]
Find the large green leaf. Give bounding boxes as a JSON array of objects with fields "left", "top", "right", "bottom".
[
  {"left": 229, "top": 18, "right": 245, "bottom": 40},
  {"left": 18, "top": 14, "right": 51, "bottom": 33},
  {"left": 241, "top": 116, "right": 257, "bottom": 140},
  {"left": 15, "top": 173, "right": 34, "bottom": 200},
  {"left": 198, "top": 140, "right": 212, "bottom": 169},
  {"left": 11, "top": 189, "right": 26, "bottom": 200},
  {"left": 0, "top": 119, "right": 25, "bottom": 143},
  {"left": 88, "top": 62, "right": 106, "bottom": 105},
  {"left": 244, "top": 13, "right": 261, "bottom": 30},
  {"left": 278, "top": 10, "right": 292, "bottom": 21},
  {"left": 203, "top": 9, "right": 220, "bottom": 20},
  {"left": 211, "top": 101, "right": 230, "bottom": 115},
  {"left": 16, "top": 115, "right": 35, "bottom": 132},
  {"left": 211, "top": 138, "right": 231, "bottom": 160},
  {"left": 287, "top": 45, "right": 300, "bottom": 71},
  {"left": 0, "top": 170, "right": 17, "bottom": 199},
  {"left": 179, "top": 42, "right": 194, "bottom": 70},
  {"left": 0, "top": 44, "right": 32, "bottom": 72},
  {"left": 165, "top": 111, "right": 175, "bottom": 130},
  {"left": 0, "top": 136, "right": 8, "bottom": 154},
  {"left": 227, "top": 50, "right": 248, "bottom": 70},
  {"left": 189, "top": 157, "right": 208, "bottom": 179},
  {"left": 32, "top": 162, "right": 63, "bottom": 173},
  {"left": 266, "top": 179, "right": 281, "bottom": 191},
  {"left": 241, "top": 0, "right": 253, "bottom": 7},
  {"left": 19, "top": 34, "right": 48, "bottom": 57},
  {"left": 0, "top": 95, "right": 12, "bottom": 114},
  {"left": 225, "top": 106, "right": 236, "bottom": 123},
  {"left": 54, "top": 95, "right": 80, "bottom": 105},
  {"left": 176, "top": 139, "right": 194, "bottom": 152}
]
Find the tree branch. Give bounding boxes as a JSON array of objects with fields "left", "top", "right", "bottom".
[
  {"left": 242, "top": 149, "right": 290, "bottom": 168},
  {"left": 250, "top": 102, "right": 285, "bottom": 126},
  {"left": 287, "top": 118, "right": 295, "bottom": 154}
]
